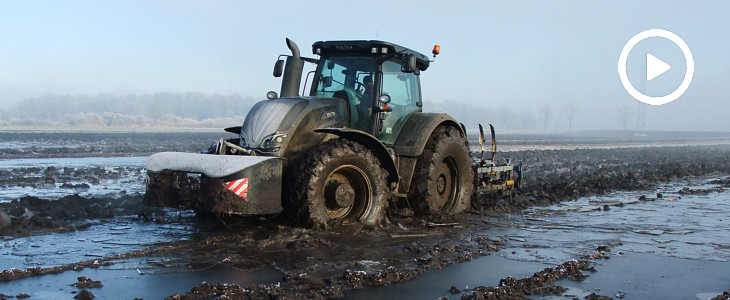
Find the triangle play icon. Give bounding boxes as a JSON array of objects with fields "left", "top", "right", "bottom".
[{"left": 646, "top": 53, "right": 671, "bottom": 81}]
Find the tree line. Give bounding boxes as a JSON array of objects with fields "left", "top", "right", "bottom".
[
  {"left": 0, "top": 93, "right": 256, "bottom": 128},
  {"left": 0, "top": 93, "right": 616, "bottom": 131}
]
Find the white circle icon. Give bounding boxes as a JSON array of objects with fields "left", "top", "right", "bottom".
[{"left": 617, "top": 29, "right": 694, "bottom": 106}]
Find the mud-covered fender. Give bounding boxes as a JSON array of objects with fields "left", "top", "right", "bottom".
[
  {"left": 393, "top": 113, "right": 466, "bottom": 157},
  {"left": 314, "top": 128, "right": 398, "bottom": 183}
]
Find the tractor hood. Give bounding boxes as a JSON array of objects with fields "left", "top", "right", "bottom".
[
  {"left": 237, "top": 96, "right": 349, "bottom": 158},
  {"left": 240, "top": 98, "right": 308, "bottom": 150}
]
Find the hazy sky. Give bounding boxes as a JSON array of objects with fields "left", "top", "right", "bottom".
[{"left": 1, "top": 1, "right": 729, "bottom": 131}]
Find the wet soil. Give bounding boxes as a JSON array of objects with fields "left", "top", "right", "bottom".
[{"left": 1, "top": 131, "right": 730, "bottom": 299}]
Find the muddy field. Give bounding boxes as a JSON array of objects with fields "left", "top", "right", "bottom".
[{"left": 1, "top": 130, "right": 730, "bottom": 299}]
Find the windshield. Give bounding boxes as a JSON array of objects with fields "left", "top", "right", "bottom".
[
  {"left": 312, "top": 56, "right": 376, "bottom": 102},
  {"left": 312, "top": 55, "right": 377, "bottom": 132}
]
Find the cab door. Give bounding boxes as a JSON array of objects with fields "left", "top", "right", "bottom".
[{"left": 375, "top": 59, "right": 421, "bottom": 144}]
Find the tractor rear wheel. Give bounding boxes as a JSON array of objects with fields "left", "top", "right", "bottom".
[
  {"left": 410, "top": 126, "right": 474, "bottom": 216},
  {"left": 290, "top": 139, "right": 389, "bottom": 229}
]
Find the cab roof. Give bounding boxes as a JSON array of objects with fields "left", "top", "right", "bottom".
[{"left": 312, "top": 40, "right": 430, "bottom": 71}]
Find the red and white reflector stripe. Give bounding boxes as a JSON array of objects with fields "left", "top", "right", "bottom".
[{"left": 225, "top": 178, "right": 249, "bottom": 199}]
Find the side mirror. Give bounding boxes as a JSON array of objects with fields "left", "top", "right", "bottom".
[
  {"left": 327, "top": 60, "right": 335, "bottom": 70},
  {"left": 322, "top": 76, "right": 333, "bottom": 88},
  {"left": 273, "top": 59, "right": 285, "bottom": 77},
  {"left": 401, "top": 54, "right": 418, "bottom": 74}
]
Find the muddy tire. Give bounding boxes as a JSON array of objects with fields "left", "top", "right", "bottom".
[
  {"left": 409, "top": 126, "right": 474, "bottom": 216},
  {"left": 288, "top": 139, "right": 390, "bottom": 229}
]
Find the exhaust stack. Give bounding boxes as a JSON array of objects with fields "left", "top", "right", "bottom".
[{"left": 280, "top": 38, "right": 304, "bottom": 98}]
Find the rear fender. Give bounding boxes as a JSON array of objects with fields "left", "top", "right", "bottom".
[
  {"left": 314, "top": 128, "right": 398, "bottom": 183},
  {"left": 393, "top": 113, "right": 465, "bottom": 157},
  {"left": 390, "top": 113, "right": 466, "bottom": 193}
]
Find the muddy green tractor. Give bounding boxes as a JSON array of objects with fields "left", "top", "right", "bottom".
[{"left": 144, "top": 38, "right": 520, "bottom": 228}]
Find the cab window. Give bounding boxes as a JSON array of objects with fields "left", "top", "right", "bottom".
[{"left": 380, "top": 60, "right": 420, "bottom": 108}]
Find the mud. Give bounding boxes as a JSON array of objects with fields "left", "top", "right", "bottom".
[
  {"left": 1, "top": 131, "right": 730, "bottom": 299},
  {"left": 713, "top": 290, "right": 730, "bottom": 300},
  {"left": 71, "top": 276, "right": 103, "bottom": 288},
  {"left": 73, "top": 289, "right": 95, "bottom": 299},
  {"left": 461, "top": 259, "right": 592, "bottom": 299},
  {"left": 0, "top": 293, "right": 30, "bottom": 299}
]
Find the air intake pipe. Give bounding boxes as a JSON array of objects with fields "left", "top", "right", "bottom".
[{"left": 280, "top": 38, "right": 304, "bottom": 98}]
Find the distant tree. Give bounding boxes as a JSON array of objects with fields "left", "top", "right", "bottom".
[
  {"left": 616, "top": 104, "right": 633, "bottom": 130},
  {"left": 562, "top": 101, "right": 578, "bottom": 131},
  {"left": 539, "top": 104, "right": 553, "bottom": 130}
]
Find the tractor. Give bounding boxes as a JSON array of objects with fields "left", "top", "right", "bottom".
[{"left": 144, "top": 38, "right": 521, "bottom": 228}]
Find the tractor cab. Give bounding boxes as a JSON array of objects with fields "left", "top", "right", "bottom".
[{"left": 309, "top": 41, "right": 432, "bottom": 144}]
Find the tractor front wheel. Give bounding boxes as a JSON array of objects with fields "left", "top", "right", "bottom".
[{"left": 291, "top": 139, "right": 390, "bottom": 229}]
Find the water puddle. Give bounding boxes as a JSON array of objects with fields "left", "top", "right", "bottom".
[
  {"left": 535, "top": 252, "right": 730, "bottom": 300},
  {"left": 0, "top": 264, "right": 283, "bottom": 299}
]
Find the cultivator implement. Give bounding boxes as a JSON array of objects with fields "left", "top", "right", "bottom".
[{"left": 473, "top": 124, "right": 522, "bottom": 193}]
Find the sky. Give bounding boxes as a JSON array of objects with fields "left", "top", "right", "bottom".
[{"left": 1, "top": 0, "right": 729, "bottom": 131}]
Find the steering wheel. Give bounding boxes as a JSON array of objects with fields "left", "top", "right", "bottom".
[
  {"left": 353, "top": 81, "right": 365, "bottom": 97},
  {"left": 331, "top": 78, "right": 345, "bottom": 86}
]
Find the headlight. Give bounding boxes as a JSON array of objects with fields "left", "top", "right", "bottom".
[{"left": 261, "top": 133, "right": 287, "bottom": 149}]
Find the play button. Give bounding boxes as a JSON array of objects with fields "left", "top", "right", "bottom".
[
  {"left": 618, "top": 29, "right": 694, "bottom": 106},
  {"left": 646, "top": 53, "right": 671, "bottom": 81}
]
